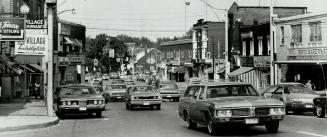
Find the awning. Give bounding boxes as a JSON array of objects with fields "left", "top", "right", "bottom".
[
  {"left": 174, "top": 66, "right": 185, "bottom": 73},
  {"left": 28, "top": 64, "right": 45, "bottom": 72},
  {"left": 274, "top": 60, "right": 327, "bottom": 64},
  {"left": 73, "top": 39, "right": 83, "bottom": 47},
  {"left": 229, "top": 67, "right": 254, "bottom": 76},
  {"left": 0, "top": 56, "right": 23, "bottom": 75},
  {"left": 205, "top": 67, "right": 225, "bottom": 73},
  {"left": 20, "top": 65, "right": 35, "bottom": 73},
  {"left": 64, "top": 37, "right": 74, "bottom": 45}
]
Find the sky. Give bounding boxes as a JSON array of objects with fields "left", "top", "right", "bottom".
[{"left": 57, "top": 0, "right": 327, "bottom": 42}]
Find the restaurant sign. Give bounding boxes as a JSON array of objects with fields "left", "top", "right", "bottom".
[
  {"left": 15, "top": 34, "right": 48, "bottom": 55},
  {"left": 0, "top": 18, "right": 25, "bottom": 41}
]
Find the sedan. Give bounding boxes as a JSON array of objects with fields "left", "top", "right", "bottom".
[
  {"left": 261, "top": 83, "right": 319, "bottom": 114},
  {"left": 53, "top": 84, "right": 106, "bottom": 118},
  {"left": 159, "top": 82, "right": 181, "bottom": 102},
  {"left": 103, "top": 84, "right": 127, "bottom": 102},
  {"left": 124, "top": 85, "right": 162, "bottom": 110}
]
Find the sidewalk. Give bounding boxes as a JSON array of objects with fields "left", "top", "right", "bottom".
[{"left": 0, "top": 98, "right": 59, "bottom": 132}]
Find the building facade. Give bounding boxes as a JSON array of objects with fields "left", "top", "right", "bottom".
[
  {"left": 275, "top": 13, "right": 327, "bottom": 90},
  {"left": 160, "top": 39, "right": 193, "bottom": 82},
  {"left": 227, "top": 2, "right": 307, "bottom": 90},
  {"left": 192, "top": 19, "right": 226, "bottom": 80}
]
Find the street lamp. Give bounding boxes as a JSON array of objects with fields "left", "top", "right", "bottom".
[
  {"left": 57, "top": 8, "right": 75, "bottom": 15},
  {"left": 20, "top": 3, "right": 30, "bottom": 15},
  {"left": 185, "top": 0, "right": 190, "bottom": 33}
]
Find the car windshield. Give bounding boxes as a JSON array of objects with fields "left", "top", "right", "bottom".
[
  {"left": 131, "top": 86, "right": 156, "bottom": 93},
  {"left": 59, "top": 86, "right": 96, "bottom": 96},
  {"left": 206, "top": 85, "right": 258, "bottom": 98},
  {"left": 160, "top": 84, "right": 177, "bottom": 90},
  {"left": 106, "top": 85, "right": 127, "bottom": 90}
]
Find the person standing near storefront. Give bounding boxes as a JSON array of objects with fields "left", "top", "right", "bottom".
[{"left": 34, "top": 81, "right": 40, "bottom": 99}]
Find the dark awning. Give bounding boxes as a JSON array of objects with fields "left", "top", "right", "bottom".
[
  {"left": 0, "top": 56, "right": 23, "bottom": 75},
  {"left": 20, "top": 65, "right": 35, "bottom": 73},
  {"left": 229, "top": 67, "right": 254, "bottom": 76},
  {"left": 28, "top": 64, "right": 45, "bottom": 72}
]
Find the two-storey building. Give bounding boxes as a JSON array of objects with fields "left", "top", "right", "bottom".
[{"left": 275, "top": 13, "right": 327, "bottom": 90}]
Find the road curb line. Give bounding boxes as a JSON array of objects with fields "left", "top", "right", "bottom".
[{"left": 0, "top": 118, "right": 60, "bottom": 132}]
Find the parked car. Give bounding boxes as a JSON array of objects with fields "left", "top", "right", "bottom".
[
  {"left": 159, "top": 82, "right": 181, "bottom": 102},
  {"left": 178, "top": 82, "right": 285, "bottom": 135},
  {"left": 261, "top": 83, "right": 319, "bottom": 114},
  {"left": 53, "top": 84, "right": 106, "bottom": 118},
  {"left": 313, "top": 94, "right": 327, "bottom": 118},
  {"left": 124, "top": 85, "right": 162, "bottom": 110},
  {"left": 103, "top": 84, "right": 127, "bottom": 102},
  {"left": 109, "top": 72, "right": 120, "bottom": 79}
]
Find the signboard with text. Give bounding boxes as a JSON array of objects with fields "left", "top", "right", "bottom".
[
  {"left": 0, "top": 18, "right": 25, "bottom": 41},
  {"left": 253, "top": 56, "right": 270, "bottom": 68},
  {"left": 15, "top": 34, "right": 48, "bottom": 55},
  {"left": 26, "top": 20, "right": 45, "bottom": 29}
]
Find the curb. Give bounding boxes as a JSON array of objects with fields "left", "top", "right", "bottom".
[{"left": 0, "top": 117, "right": 60, "bottom": 132}]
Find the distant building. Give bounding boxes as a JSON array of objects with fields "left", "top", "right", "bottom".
[{"left": 275, "top": 13, "right": 327, "bottom": 90}]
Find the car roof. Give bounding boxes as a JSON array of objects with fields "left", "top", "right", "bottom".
[
  {"left": 275, "top": 82, "right": 304, "bottom": 86},
  {"left": 59, "top": 84, "right": 94, "bottom": 88},
  {"left": 189, "top": 82, "right": 252, "bottom": 87},
  {"left": 128, "top": 84, "right": 152, "bottom": 87}
]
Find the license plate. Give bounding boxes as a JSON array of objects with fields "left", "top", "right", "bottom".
[
  {"left": 305, "top": 104, "right": 313, "bottom": 108},
  {"left": 143, "top": 102, "right": 150, "bottom": 105},
  {"left": 245, "top": 118, "right": 258, "bottom": 124},
  {"left": 167, "top": 95, "right": 172, "bottom": 98},
  {"left": 117, "top": 96, "right": 122, "bottom": 99},
  {"left": 79, "top": 107, "right": 87, "bottom": 111}
]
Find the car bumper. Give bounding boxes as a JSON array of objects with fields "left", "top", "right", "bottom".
[
  {"left": 286, "top": 102, "right": 315, "bottom": 111},
  {"left": 110, "top": 95, "right": 124, "bottom": 100},
  {"left": 130, "top": 100, "right": 162, "bottom": 106},
  {"left": 59, "top": 105, "right": 105, "bottom": 113},
  {"left": 213, "top": 115, "right": 284, "bottom": 125},
  {"left": 161, "top": 94, "right": 181, "bottom": 99}
]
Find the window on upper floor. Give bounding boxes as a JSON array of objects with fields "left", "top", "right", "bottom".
[
  {"left": 258, "top": 37, "right": 263, "bottom": 55},
  {"left": 309, "top": 22, "right": 322, "bottom": 42},
  {"left": 171, "top": 50, "right": 174, "bottom": 59},
  {"left": 181, "top": 50, "right": 184, "bottom": 58},
  {"left": 189, "top": 50, "right": 192, "bottom": 58},
  {"left": 291, "top": 25, "right": 302, "bottom": 46},
  {"left": 267, "top": 38, "right": 271, "bottom": 55},
  {"left": 250, "top": 40, "right": 254, "bottom": 56},
  {"left": 176, "top": 49, "right": 180, "bottom": 58}
]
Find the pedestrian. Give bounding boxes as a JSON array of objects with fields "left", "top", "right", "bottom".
[
  {"left": 34, "top": 81, "right": 40, "bottom": 99},
  {"left": 305, "top": 80, "right": 313, "bottom": 89}
]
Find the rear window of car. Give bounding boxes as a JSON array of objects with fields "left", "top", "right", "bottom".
[
  {"left": 287, "top": 86, "right": 315, "bottom": 94},
  {"left": 160, "top": 84, "right": 178, "bottom": 90},
  {"left": 130, "top": 86, "right": 156, "bottom": 93},
  {"left": 106, "top": 85, "right": 127, "bottom": 90},
  {"left": 206, "top": 85, "right": 258, "bottom": 98},
  {"left": 60, "top": 87, "right": 96, "bottom": 96}
]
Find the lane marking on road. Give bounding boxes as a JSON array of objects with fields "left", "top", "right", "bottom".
[{"left": 296, "top": 131, "right": 327, "bottom": 137}]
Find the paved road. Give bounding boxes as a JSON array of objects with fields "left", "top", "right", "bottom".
[{"left": 1, "top": 102, "right": 327, "bottom": 137}]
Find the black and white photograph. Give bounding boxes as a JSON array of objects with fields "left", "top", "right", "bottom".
[{"left": 1, "top": 0, "right": 327, "bottom": 136}]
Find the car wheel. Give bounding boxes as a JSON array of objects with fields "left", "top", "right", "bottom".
[
  {"left": 96, "top": 111, "right": 102, "bottom": 118},
  {"left": 129, "top": 104, "right": 134, "bottom": 110},
  {"left": 316, "top": 104, "right": 326, "bottom": 118},
  {"left": 125, "top": 103, "right": 130, "bottom": 110},
  {"left": 156, "top": 104, "right": 161, "bottom": 110},
  {"left": 55, "top": 111, "right": 64, "bottom": 119},
  {"left": 184, "top": 112, "right": 197, "bottom": 129},
  {"left": 265, "top": 121, "right": 279, "bottom": 133},
  {"left": 207, "top": 119, "right": 218, "bottom": 136}
]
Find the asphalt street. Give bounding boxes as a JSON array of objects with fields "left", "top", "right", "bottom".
[{"left": 1, "top": 102, "right": 327, "bottom": 137}]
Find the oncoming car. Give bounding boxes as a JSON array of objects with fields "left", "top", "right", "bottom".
[
  {"left": 53, "top": 84, "right": 106, "bottom": 118},
  {"left": 124, "top": 85, "right": 162, "bottom": 110},
  {"left": 178, "top": 82, "right": 285, "bottom": 135},
  {"left": 159, "top": 82, "right": 181, "bottom": 102},
  {"left": 103, "top": 84, "right": 127, "bottom": 101}
]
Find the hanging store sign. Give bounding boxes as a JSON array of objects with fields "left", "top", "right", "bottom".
[
  {"left": 0, "top": 18, "right": 25, "bottom": 41},
  {"left": 253, "top": 56, "right": 270, "bottom": 68},
  {"left": 14, "top": 34, "right": 48, "bottom": 55},
  {"left": 26, "top": 20, "right": 45, "bottom": 29}
]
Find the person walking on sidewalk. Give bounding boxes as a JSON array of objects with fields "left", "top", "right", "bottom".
[{"left": 34, "top": 81, "right": 40, "bottom": 99}]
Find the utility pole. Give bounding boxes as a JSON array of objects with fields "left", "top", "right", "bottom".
[
  {"left": 46, "top": 0, "right": 56, "bottom": 117},
  {"left": 224, "top": 9, "right": 229, "bottom": 80}
]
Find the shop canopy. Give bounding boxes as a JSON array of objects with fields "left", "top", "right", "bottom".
[
  {"left": 0, "top": 56, "right": 23, "bottom": 75},
  {"left": 28, "top": 64, "right": 46, "bottom": 72},
  {"left": 20, "top": 65, "right": 35, "bottom": 73},
  {"left": 205, "top": 67, "right": 225, "bottom": 73},
  {"left": 64, "top": 37, "right": 74, "bottom": 45},
  {"left": 73, "top": 39, "right": 83, "bottom": 47},
  {"left": 229, "top": 67, "right": 254, "bottom": 77}
]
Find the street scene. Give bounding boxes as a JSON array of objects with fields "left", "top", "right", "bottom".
[{"left": 1, "top": 0, "right": 327, "bottom": 137}]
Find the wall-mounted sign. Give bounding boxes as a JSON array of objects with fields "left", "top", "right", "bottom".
[
  {"left": 26, "top": 20, "right": 44, "bottom": 29},
  {"left": 0, "top": 18, "right": 25, "bottom": 41},
  {"left": 241, "top": 31, "right": 253, "bottom": 39},
  {"left": 253, "top": 56, "right": 270, "bottom": 68},
  {"left": 58, "top": 57, "right": 69, "bottom": 66},
  {"left": 15, "top": 34, "right": 48, "bottom": 55},
  {"left": 289, "top": 47, "right": 327, "bottom": 56},
  {"left": 241, "top": 56, "right": 254, "bottom": 67}
]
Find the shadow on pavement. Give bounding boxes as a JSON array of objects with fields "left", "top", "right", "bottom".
[
  {"left": 0, "top": 98, "right": 29, "bottom": 116},
  {"left": 58, "top": 113, "right": 108, "bottom": 120}
]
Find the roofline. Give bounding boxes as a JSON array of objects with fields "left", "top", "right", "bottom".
[
  {"left": 237, "top": 6, "right": 307, "bottom": 9},
  {"left": 58, "top": 19, "right": 86, "bottom": 28},
  {"left": 160, "top": 39, "right": 192, "bottom": 46},
  {"left": 276, "top": 12, "right": 327, "bottom": 23}
]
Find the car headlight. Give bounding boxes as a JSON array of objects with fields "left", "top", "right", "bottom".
[
  {"left": 217, "top": 110, "right": 232, "bottom": 117},
  {"left": 290, "top": 98, "right": 301, "bottom": 102},
  {"left": 94, "top": 100, "right": 98, "bottom": 105},
  {"left": 269, "top": 108, "right": 285, "bottom": 115},
  {"left": 72, "top": 101, "right": 77, "bottom": 105}
]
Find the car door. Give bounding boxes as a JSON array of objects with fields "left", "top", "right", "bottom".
[
  {"left": 124, "top": 87, "right": 131, "bottom": 104},
  {"left": 192, "top": 86, "right": 207, "bottom": 123},
  {"left": 188, "top": 86, "right": 201, "bottom": 120},
  {"left": 271, "top": 86, "right": 285, "bottom": 102}
]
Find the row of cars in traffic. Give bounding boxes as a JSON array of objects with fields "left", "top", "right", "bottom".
[{"left": 52, "top": 75, "right": 327, "bottom": 135}]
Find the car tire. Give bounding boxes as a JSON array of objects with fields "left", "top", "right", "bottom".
[
  {"left": 173, "top": 98, "right": 179, "bottom": 102},
  {"left": 316, "top": 104, "right": 326, "bottom": 118},
  {"left": 156, "top": 104, "right": 161, "bottom": 110},
  {"left": 125, "top": 103, "right": 130, "bottom": 110},
  {"left": 265, "top": 121, "right": 279, "bottom": 133},
  {"left": 184, "top": 113, "right": 197, "bottom": 129},
  {"left": 207, "top": 119, "right": 218, "bottom": 136},
  {"left": 55, "top": 111, "right": 64, "bottom": 119},
  {"left": 130, "top": 104, "right": 134, "bottom": 110},
  {"left": 96, "top": 111, "right": 102, "bottom": 118}
]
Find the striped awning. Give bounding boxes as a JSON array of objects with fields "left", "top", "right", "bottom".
[{"left": 229, "top": 67, "right": 254, "bottom": 77}]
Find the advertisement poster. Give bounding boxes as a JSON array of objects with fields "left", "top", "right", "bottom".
[
  {"left": 0, "top": 18, "right": 25, "bottom": 41},
  {"left": 14, "top": 34, "right": 48, "bottom": 55}
]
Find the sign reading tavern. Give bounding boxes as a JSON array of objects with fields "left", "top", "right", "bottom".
[{"left": 0, "top": 18, "right": 25, "bottom": 41}]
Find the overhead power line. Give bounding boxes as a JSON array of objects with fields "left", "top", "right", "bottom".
[{"left": 86, "top": 27, "right": 186, "bottom": 32}]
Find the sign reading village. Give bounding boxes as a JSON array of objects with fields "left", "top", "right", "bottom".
[
  {"left": 15, "top": 34, "right": 48, "bottom": 55},
  {"left": 0, "top": 18, "right": 25, "bottom": 41},
  {"left": 26, "top": 20, "right": 45, "bottom": 29}
]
